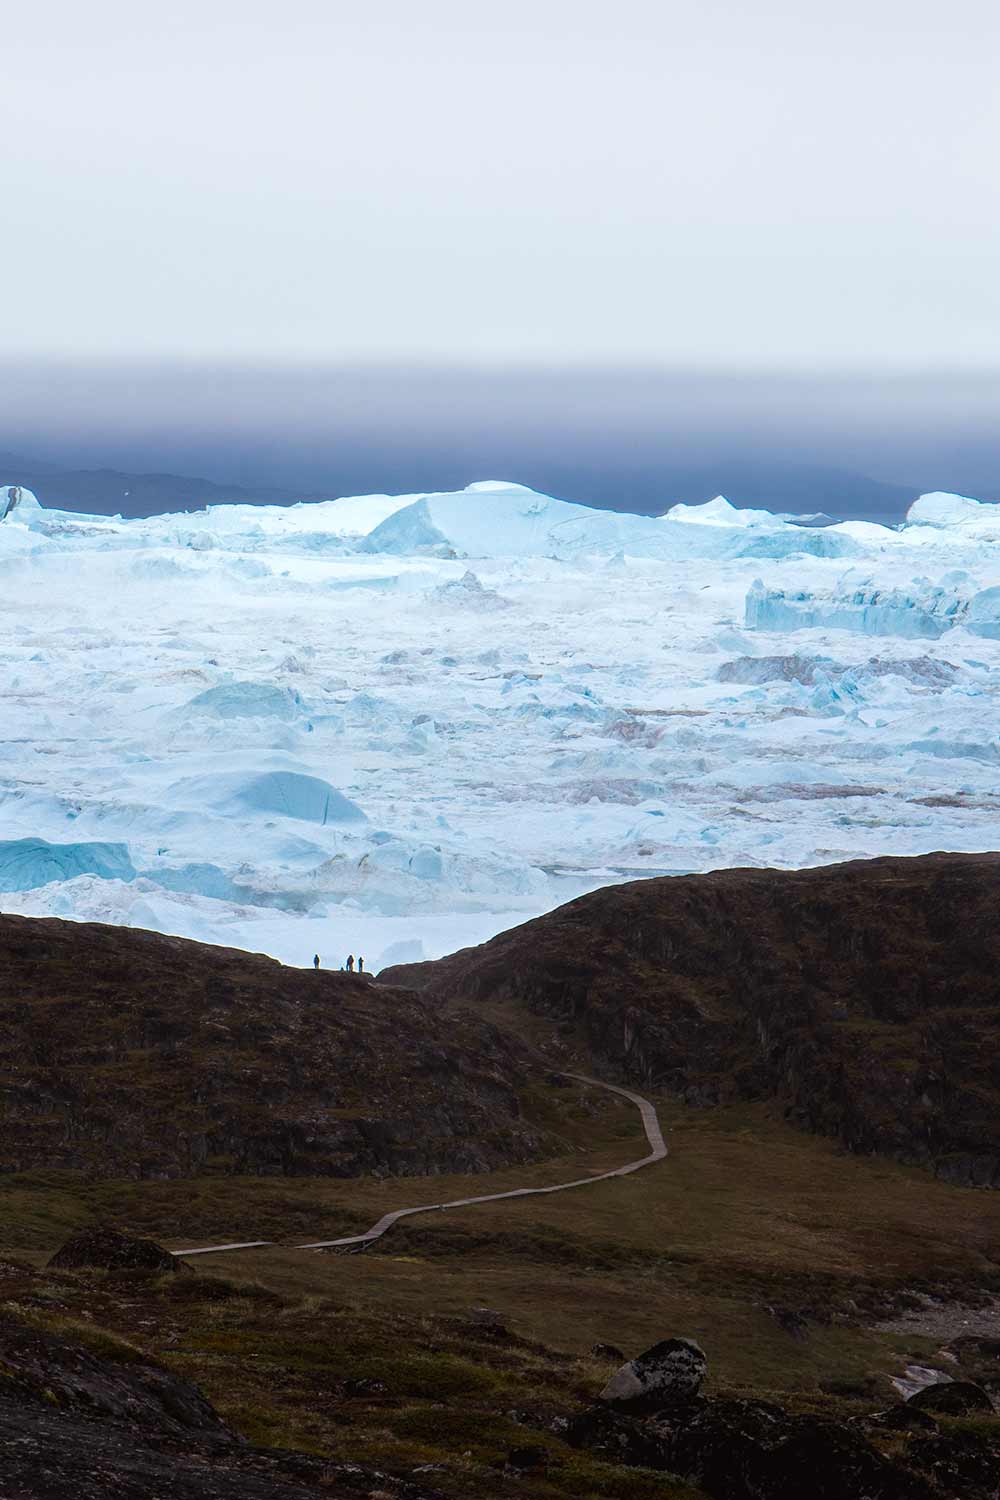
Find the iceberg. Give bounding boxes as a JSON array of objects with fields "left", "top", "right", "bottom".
[
  {"left": 662, "top": 495, "right": 781, "bottom": 528},
  {"left": 0, "top": 485, "right": 43, "bottom": 523},
  {"left": 746, "top": 573, "right": 1000, "bottom": 641},
  {"left": 361, "top": 482, "right": 593, "bottom": 558},
  {"left": 906, "top": 491, "right": 1000, "bottom": 535},
  {"left": 965, "top": 586, "right": 1000, "bottom": 639},
  {"left": 186, "top": 682, "right": 304, "bottom": 720},
  {"left": 363, "top": 482, "right": 858, "bottom": 561},
  {"left": 0, "top": 838, "right": 136, "bottom": 892},
  {"left": 170, "top": 771, "right": 367, "bottom": 825},
  {"left": 745, "top": 578, "right": 967, "bottom": 639},
  {"left": 432, "top": 570, "right": 510, "bottom": 609}
]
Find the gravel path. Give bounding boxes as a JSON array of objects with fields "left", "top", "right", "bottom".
[{"left": 172, "top": 1072, "right": 667, "bottom": 1258}]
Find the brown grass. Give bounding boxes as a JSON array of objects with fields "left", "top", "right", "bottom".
[{"left": 5, "top": 1085, "right": 1000, "bottom": 1495}]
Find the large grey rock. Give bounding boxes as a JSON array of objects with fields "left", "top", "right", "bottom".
[{"left": 599, "top": 1338, "right": 707, "bottom": 1411}]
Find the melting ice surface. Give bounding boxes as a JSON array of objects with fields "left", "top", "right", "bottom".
[{"left": 1, "top": 479, "right": 999, "bottom": 970}]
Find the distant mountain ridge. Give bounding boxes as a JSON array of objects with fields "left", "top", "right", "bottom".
[
  {"left": 0, "top": 446, "right": 923, "bottom": 522},
  {"left": 0, "top": 450, "right": 324, "bottom": 516},
  {"left": 552, "top": 460, "right": 920, "bottom": 524}
]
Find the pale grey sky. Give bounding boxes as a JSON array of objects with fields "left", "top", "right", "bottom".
[{"left": 2, "top": 0, "right": 998, "bottom": 368}]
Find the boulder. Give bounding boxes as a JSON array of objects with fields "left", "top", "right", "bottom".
[
  {"left": 568, "top": 1396, "right": 939, "bottom": 1500},
  {"left": 565, "top": 1403, "right": 680, "bottom": 1469},
  {"left": 467, "top": 1306, "right": 506, "bottom": 1329},
  {"left": 465, "top": 1306, "right": 513, "bottom": 1342},
  {"left": 728, "top": 1416, "right": 937, "bottom": 1500},
  {"left": 47, "top": 1226, "right": 178, "bottom": 1275},
  {"left": 908, "top": 1380, "right": 994, "bottom": 1416},
  {"left": 861, "top": 1404, "right": 939, "bottom": 1434},
  {"left": 591, "top": 1342, "right": 626, "bottom": 1362},
  {"left": 599, "top": 1338, "right": 707, "bottom": 1411}
]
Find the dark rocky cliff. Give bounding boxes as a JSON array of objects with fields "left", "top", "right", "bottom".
[{"left": 381, "top": 853, "right": 1000, "bottom": 1186}]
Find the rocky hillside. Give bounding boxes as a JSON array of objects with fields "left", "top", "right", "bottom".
[
  {"left": 0, "top": 1298, "right": 443, "bottom": 1500},
  {"left": 381, "top": 853, "right": 1000, "bottom": 1187},
  {"left": 0, "top": 916, "right": 546, "bottom": 1179}
]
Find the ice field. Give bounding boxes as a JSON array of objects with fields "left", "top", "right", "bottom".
[{"left": 1, "top": 479, "right": 999, "bottom": 971}]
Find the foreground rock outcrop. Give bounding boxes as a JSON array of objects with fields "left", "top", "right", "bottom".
[
  {"left": 0, "top": 915, "right": 547, "bottom": 1179},
  {"left": 566, "top": 1340, "right": 1000, "bottom": 1500},
  {"left": 0, "top": 1313, "right": 443, "bottom": 1500},
  {"left": 383, "top": 853, "right": 1000, "bottom": 1184}
]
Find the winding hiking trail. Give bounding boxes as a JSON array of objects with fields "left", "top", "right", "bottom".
[{"left": 172, "top": 1073, "right": 667, "bottom": 1259}]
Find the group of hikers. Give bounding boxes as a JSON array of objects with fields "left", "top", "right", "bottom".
[{"left": 312, "top": 953, "right": 365, "bottom": 974}]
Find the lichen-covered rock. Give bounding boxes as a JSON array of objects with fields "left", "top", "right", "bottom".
[
  {"left": 598, "top": 1338, "right": 707, "bottom": 1411},
  {"left": 48, "top": 1226, "right": 178, "bottom": 1274}
]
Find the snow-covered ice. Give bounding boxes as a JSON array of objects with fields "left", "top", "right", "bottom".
[{"left": 2, "top": 480, "right": 999, "bottom": 970}]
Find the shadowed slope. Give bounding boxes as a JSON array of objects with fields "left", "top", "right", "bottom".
[
  {"left": 0, "top": 916, "right": 546, "bottom": 1180},
  {"left": 381, "top": 853, "right": 1000, "bottom": 1186}
]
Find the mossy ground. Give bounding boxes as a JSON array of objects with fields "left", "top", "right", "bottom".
[{"left": 4, "top": 1079, "right": 1000, "bottom": 1496}]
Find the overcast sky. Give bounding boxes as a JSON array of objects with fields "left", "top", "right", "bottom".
[{"left": 3, "top": 0, "right": 999, "bottom": 368}]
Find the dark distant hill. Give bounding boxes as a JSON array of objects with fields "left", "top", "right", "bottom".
[
  {"left": 597, "top": 461, "right": 917, "bottom": 523},
  {"left": 382, "top": 853, "right": 1000, "bottom": 1188},
  {"left": 0, "top": 451, "right": 323, "bottom": 517}
]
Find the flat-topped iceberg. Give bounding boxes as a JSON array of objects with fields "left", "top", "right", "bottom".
[
  {"left": 746, "top": 575, "right": 1000, "bottom": 639},
  {"left": 0, "top": 838, "right": 136, "bottom": 892},
  {"left": 745, "top": 578, "right": 966, "bottom": 638}
]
